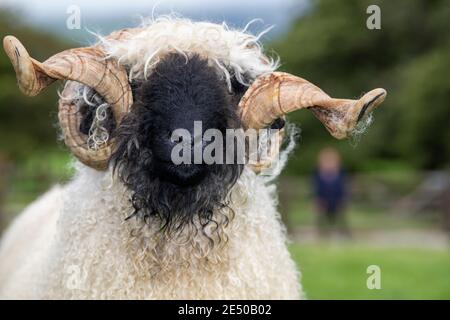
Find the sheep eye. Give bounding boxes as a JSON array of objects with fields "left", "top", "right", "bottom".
[{"left": 270, "top": 118, "right": 285, "bottom": 130}]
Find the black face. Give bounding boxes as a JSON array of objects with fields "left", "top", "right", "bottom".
[{"left": 110, "top": 53, "right": 245, "bottom": 233}]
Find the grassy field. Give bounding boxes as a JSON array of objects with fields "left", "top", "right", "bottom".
[{"left": 290, "top": 243, "right": 450, "bottom": 299}]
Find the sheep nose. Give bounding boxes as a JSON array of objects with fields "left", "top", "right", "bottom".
[
  {"left": 170, "top": 130, "right": 208, "bottom": 149},
  {"left": 153, "top": 129, "right": 209, "bottom": 164}
]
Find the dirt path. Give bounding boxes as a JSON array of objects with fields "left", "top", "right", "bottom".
[{"left": 290, "top": 227, "right": 450, "bottom": 250}]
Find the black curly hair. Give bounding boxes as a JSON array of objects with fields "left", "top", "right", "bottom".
[{"left": 109, "top": 53, "right": 246, "bottom": 235}]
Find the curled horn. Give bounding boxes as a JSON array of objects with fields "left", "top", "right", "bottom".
[
  {"left": 239, "top": 72, "right": 387, "bottom": 139},
  {"left": 3, "top": 35, "right": 133, "bottom": 170}
]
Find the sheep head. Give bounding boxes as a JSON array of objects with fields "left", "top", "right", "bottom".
[{"left": 3, "top": 20, "right": 386, "bottom": 232}]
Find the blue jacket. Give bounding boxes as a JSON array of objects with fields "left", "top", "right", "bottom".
[{"left": 313, "top": 169, "right": 347, "bottom": 214}]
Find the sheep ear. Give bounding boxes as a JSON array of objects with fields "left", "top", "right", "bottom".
[
  {"left": 239, "top": 72, "right": 386, "bottom": 139},
  {"left": 3, "top": 35, "right": 133, "bottom": 170}
]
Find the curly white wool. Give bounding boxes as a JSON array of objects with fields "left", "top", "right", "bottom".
[
  {"left": 97, "top": 16, "right": 279, "bottom": 90},
  {"left": 58, "top": 81, "right": 112, "bottom": 150},
  {"left": 0, "top": 164, "right": 302, "bottom": 299}
]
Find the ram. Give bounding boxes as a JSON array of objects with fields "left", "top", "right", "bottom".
[{"left": 0, "top": 17, "right": 386, "bottom": 299}]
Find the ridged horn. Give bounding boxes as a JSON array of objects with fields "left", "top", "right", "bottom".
[
  {"left": 3, "top": 35, "right": 133, "bottom": 170},
  {"left": 239, "top": 72, "right": 387, "bottom": 139}
]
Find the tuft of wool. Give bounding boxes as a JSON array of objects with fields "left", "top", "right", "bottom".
[
  {"left": 263, "top": 124, "right": 300, "bottom": 183},
  {"left": 350, "top": 113, "right": 374, "bottom": 147},
  {"left": 58, "top": 81, "right": 114, "bottom": 149},
  {"left": 97, "top": 15, "right": 279, "bottom": 90}
]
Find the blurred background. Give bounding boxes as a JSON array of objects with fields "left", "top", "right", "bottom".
[{"left": 0, "top": 0, "right": 449, "bottom": 299}]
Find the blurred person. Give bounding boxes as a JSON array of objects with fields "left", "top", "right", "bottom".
[{"left": 313, "top": 147, "right": 350, "bottom": 238}]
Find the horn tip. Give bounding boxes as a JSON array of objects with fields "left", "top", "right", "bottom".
[
  {"left": 3, "top": 35, "right": 28, "bottom": 64},
  {"left": 3, "top": 35, "right": 16, "bottom": 45},
  {"left": 369, "top": 88, "right": 387, "bottom": 103},
  {"left": 3, "top": 35, "right": 39, "bottom": 96},
  {"left": 3, "top": 35, "right": 21, "bottom": 55}
]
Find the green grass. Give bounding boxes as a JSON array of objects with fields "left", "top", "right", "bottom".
[{"left": 289, "top": 243, "right": 450, "bottom": 299}]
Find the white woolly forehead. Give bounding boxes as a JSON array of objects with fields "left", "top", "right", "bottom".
[{"left": 100, "top": 17, "right": 279, "bottom": 88}]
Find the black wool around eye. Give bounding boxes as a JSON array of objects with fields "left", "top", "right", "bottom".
[{"left": 110, "top": 53, "right": 244, "bottom": 236}]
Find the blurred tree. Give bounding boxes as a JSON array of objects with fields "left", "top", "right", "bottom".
[{"left": 271, "top": 0, "right": 450, "bottom": 174}]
